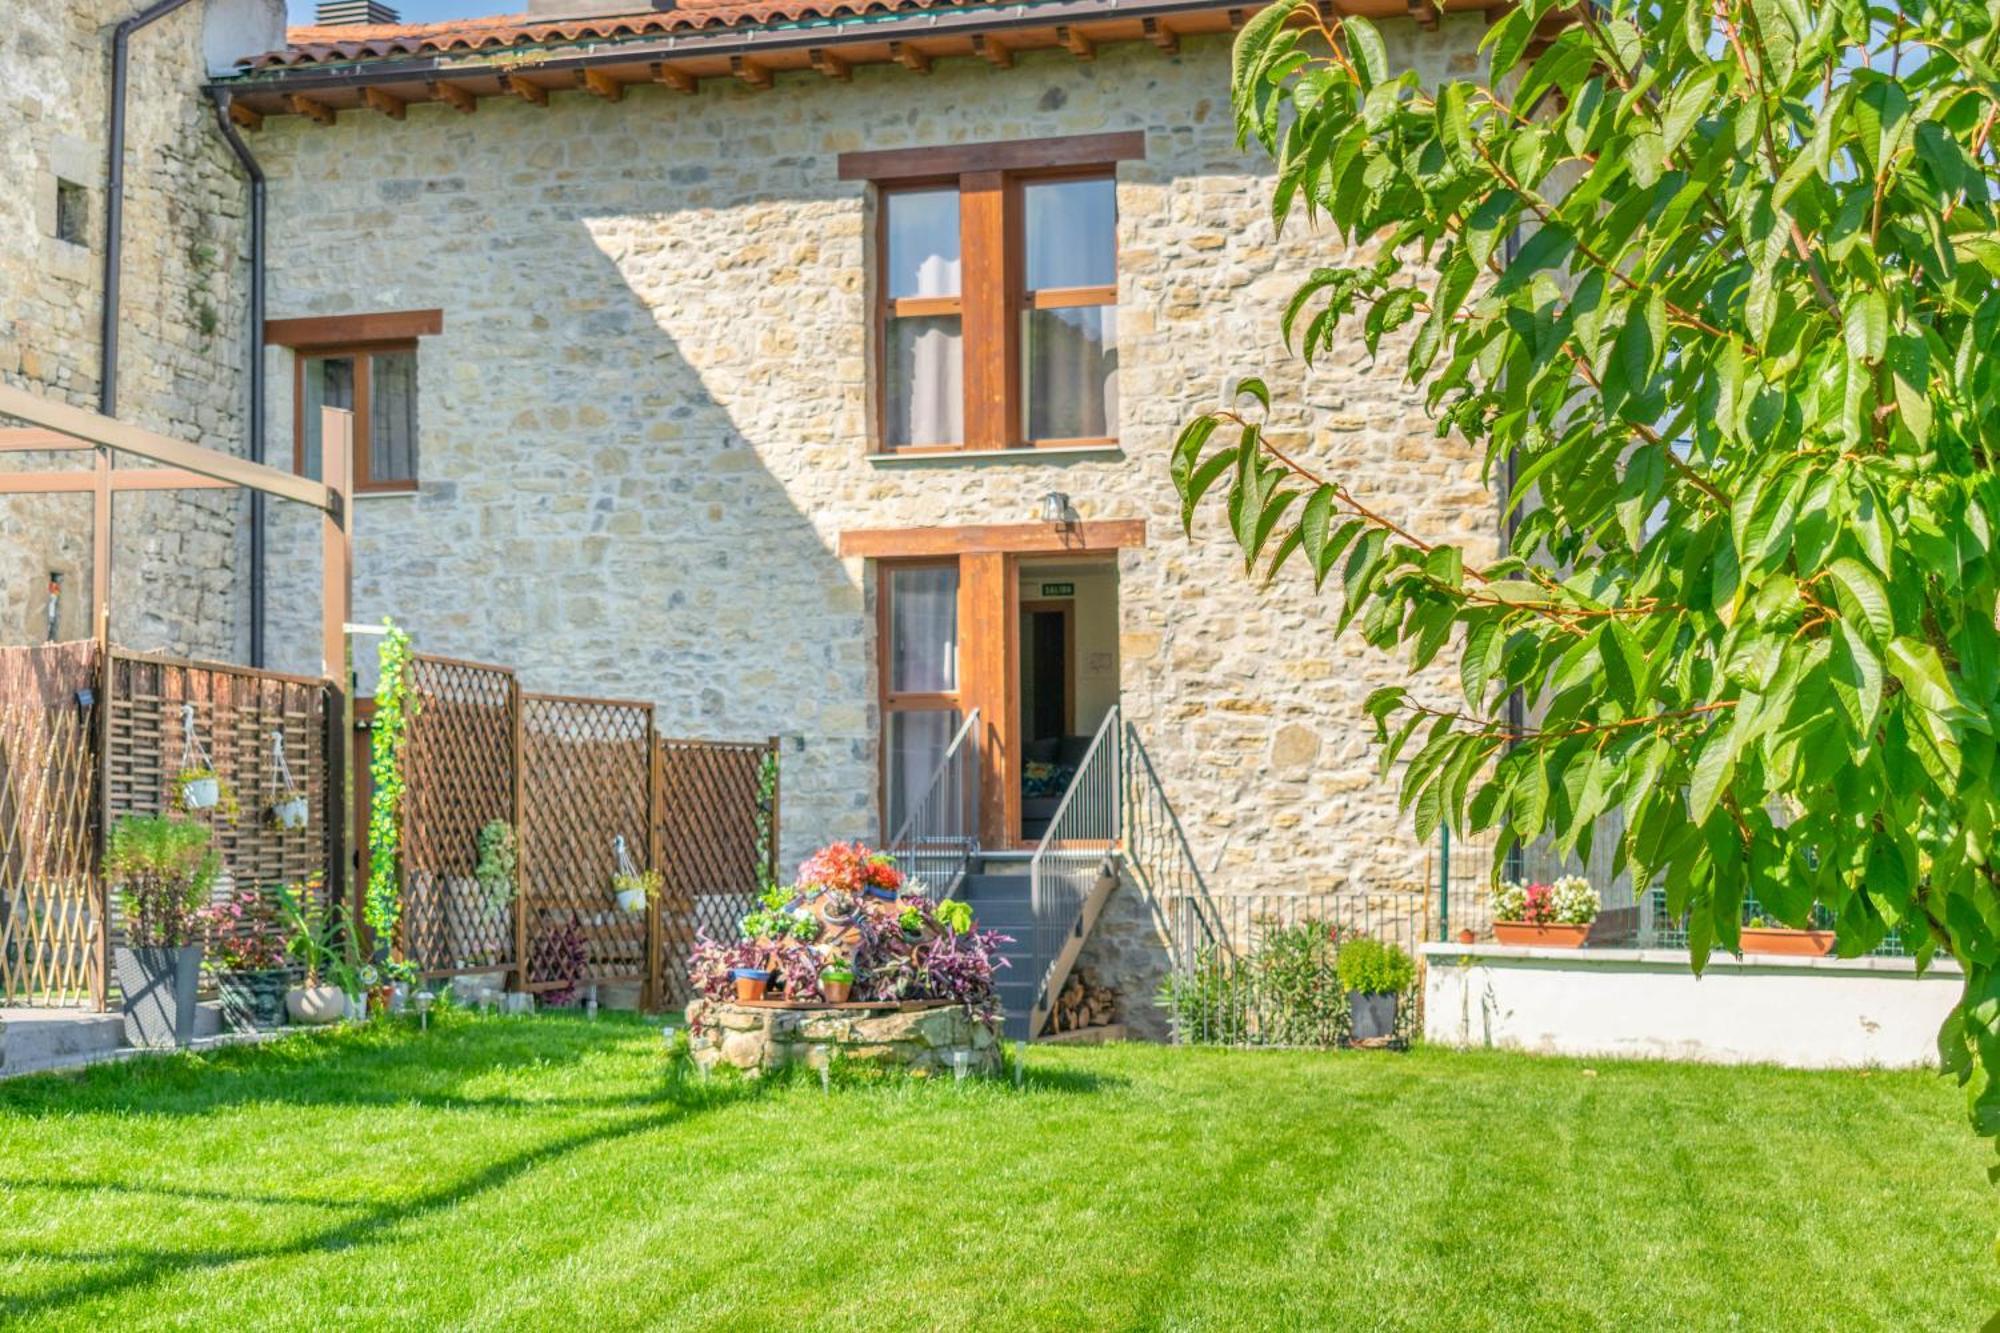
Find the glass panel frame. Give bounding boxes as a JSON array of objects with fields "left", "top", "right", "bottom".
[{"left": 292, "top": 341, "right": 421, "bottom": 493}]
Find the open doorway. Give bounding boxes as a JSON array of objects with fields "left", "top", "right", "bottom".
[{"left": 1017, "top": 556, "right": 1119, "bottom": 842}]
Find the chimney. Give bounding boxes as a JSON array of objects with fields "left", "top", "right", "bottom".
[{"left": 314, "top": 0, "right": 401, "bottom": 24}]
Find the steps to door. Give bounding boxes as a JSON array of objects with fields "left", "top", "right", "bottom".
[{"left": 959, "top": 870, "right": 1038, "bottom": 1040}]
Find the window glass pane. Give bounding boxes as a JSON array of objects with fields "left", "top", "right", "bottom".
[
  {"left": 370, "top": 349, "right": 418, "bottom": 483},
  {"left": 889, "top": 566, "right": 959, "bottom": 694},
  {"left": 885, "top": 315, "right": 963, "bottom": 448},
  {"left": 886, "top": 189, "right": 961, "bottom": 299},
  {"left": 887, "top": 708, "right": 960, "bottom": 839},
  {"left": 299, "top": 355, "right": 354, "bottom": 480},
  {"left": 1024, "top": 178, "right": 1116, "bottom": 290},
  {"left": 1022, "top": 305, "right": 1117, "bottom": 440}
]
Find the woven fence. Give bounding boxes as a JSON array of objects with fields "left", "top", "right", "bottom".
[
  {"left": 399, "top": 652, "right": 778, "bottom": 1007},
  {"left": 0, "top": 643, "right": 337, "bottom": 1008}
]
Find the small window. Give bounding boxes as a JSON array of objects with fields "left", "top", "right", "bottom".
[
  {"left": 54, "top": 179, "right": 88, "bottom": 246},
  {"left": 1021, "top": 177, "right": 1118, "bottom": 443},
  {"left": 297, "top": 346, "right": 419, "bottom": 492}
]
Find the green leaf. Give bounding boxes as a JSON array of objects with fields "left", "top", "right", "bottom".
[
  {"left": 1888, "top": 637, "right": 1965, "bottom": 720},
  {"left": 1344, "top": 16, "right": 1387, "bottom": 88},
  {"left": 1825, "top": 556, "right": 1894, "bottom": 647},
  {"left": 1845, "top": 291, "right": 1888, "bottom": 365}
]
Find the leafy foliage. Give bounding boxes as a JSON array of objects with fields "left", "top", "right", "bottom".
[
  {"left": 1157, "top": 918, "right": 1409, "bottom": 1046},
  {"left": 475, "top": 820, "right": 516, "bottom": 923},
  {"left": 107, "top": 814, "right": 217, "bottom": 948},
  {"left": 276, "top": 877, "right": 339, "bottom": 986},
  {"left": 196, "top": 887, "right": 288, "bottom": 971},
  {"left": 367, "top": 621, "right": 415, "bottom": 952},
  {"left": 1334, "top": 937, "right": 1416, "bottom": 996},
  {"left": 1180, "top": 0, "right": 2000, "bottom": 1152}
]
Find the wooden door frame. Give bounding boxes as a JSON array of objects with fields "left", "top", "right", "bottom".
[{"left": 1017, "top": 599, "right": 1076, "bottom": 739}]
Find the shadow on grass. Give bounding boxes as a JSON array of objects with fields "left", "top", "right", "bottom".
[
  {"left": 0, "top": 1066, "right": 763, "bottom": 1322},
  {"left": 0, "top": 1013, "right": 664, "bottom": 1120}
]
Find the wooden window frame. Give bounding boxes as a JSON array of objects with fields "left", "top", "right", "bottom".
[
  {"left": 848, "top": 134, "right": 1139, "bottom": 457},
  {"left": 290, "top": 341, "right": 420, "bottom": 495},
  {"left": 877, "top": 557, "right": 965, "bottom": 840}
]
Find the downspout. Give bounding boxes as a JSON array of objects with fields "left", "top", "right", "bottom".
[
  {"left": 211, "top": 89, "right": 268, "bottom": 668},
  {"left": 102, "top": 0, "right": 201, "bottom": 419}
]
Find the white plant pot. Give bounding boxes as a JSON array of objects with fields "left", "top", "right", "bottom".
[
  {"left": 286, "top": 985, "right": 346, "bottom": 1024},
  {"left": 615, "top": 887, "right": 648, "bottom": 913},
  {"left": 273, "top": 794, "right": 309, "bottom": 830},
  {"left": 181, "top": 776, "right": 220, "bottom": 811}
]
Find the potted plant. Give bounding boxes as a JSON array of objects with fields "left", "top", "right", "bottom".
[
  {"left": 271, "top": 792, "right": 310, "bottom": 830},
  {"left": 106, "top": 814, "right": 217, "bottom": 1048},
  {"left": 613, "top": 867, "right": 661, "bottom": 914},
  {"left": 277, "top": 879, "right": 345, "bottom": 1024},
  {"left": 172, "top": 767, "right": 238, "bottom": 817},
  {"left": 197, "top": 887, "right": 291, "bottom": 1030},
  {"left": 1335, "top": 937, "right": 1415, "bottom": 1042},
  {"left": 1492, "top": 876, "right": 1600, "bottom": 947},
  {"left": 732, "top": 966, "right": 773, "bottom": 1002},
  {"left": 819, "top": 952, "right": 856, "bottom": 1004},
  {"left": 266, "top": 728, "right": 309, "bottom": 829},
  {"left": 1740, "top": 914, "right": 1836, "bottom": 957}
]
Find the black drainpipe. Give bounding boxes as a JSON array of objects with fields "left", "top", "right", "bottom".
[
  {"left": 102, "top": 0, "right": 200, "bottom": 419},
  {"left": 211, "top": 89, "right": 268, "bottom": 668}
]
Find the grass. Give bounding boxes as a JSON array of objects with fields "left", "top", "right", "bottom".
[{"left": 0, "top": 1014, "right": 1994, "bottom": 1331}]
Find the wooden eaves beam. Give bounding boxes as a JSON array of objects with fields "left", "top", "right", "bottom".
[{"left": 0, "top": 383, "right": 333, "bottom": 511}]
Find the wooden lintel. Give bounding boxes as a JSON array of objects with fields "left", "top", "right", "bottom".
[
  {"left": 0, "top": 384, "right": 333, "bottom": 511},
  {"left": 1143, "top": 17, "right": 1179, "bottom": 55},
  {"left": 227, "top": 100, "right": 263, "bottom": 131},
  {"left": 582, "top": 67, "right": 624, "bottom": 101},
  {"left": 972, "top": 33, "right": 1012, "bottom": 69},
  {"left": 1056, "top": 25, "right": 1096, "bottom": 59},
  {"left": 1408, "top": 0, "right": 1440, "bottom": 28},
  {"left": 810, "top": 48, "right": 851, "bottom": 81},
  {"left": 837, "top": 519, "right": 1146, "bottom": 559},
  {"left": 499, "top": 71, "right": 547, "bottom": 106},
  {"left": 286, "top": 94, "right": 335, "bottom": 127},
  {"left": 890, "top": 40, "right": 931, "bottom": 73},
  {"left": 265, "top": 308, "right": 443, "bottom": 348},
  {"left": 731, "top": 55, "right": 773, "bottom": 89},
  {"left": 0, "top": 429, "right": 89, "bottom": 452},
  {"left": 650, "top": 61, "right": 698, "bottom": 93},
  {"left": 429, "top": 80, "right": 477, "bottom": 114},
  {"left": 362, "top": 86, "right": 406, "bottom": 119}
]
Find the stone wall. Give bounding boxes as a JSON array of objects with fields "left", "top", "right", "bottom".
[
  {"left": 0, "top": 0, "right": 252, "bottom": 659},
  {"left": 686, "top": 999, "right": 1004, "bottom": 1077},
  {"left": 250, "top": 21, "right": 1500, "bottom": 1012}
]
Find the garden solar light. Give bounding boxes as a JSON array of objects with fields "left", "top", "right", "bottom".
[{"left": 413, "top": 990, "right": 435, "bottom": 1030}]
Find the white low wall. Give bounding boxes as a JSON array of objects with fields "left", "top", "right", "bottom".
[{"left": 1421, "top": 943, "right": 1963, "bottom": 1069}]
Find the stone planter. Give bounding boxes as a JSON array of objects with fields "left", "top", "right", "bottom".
[
  {"left": 686, "top": 999, "right": 1003, "bottom": 1078},
  {"left": 215, "top": 967, "right": 292, "bottom": 1030},
  {"left": 1493, "top": 921, "right": 1591, "bottom": 948},
  {"left": 286, "top": 985, "right": 346, "bottom": 1024},
  {"left": 115, "top": 944, "right": 203, "bottom": 1048},
  {"left": 1348, "top": 991, "right": 1398, "bottom": 1042}
]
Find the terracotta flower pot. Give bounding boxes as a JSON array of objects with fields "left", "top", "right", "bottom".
[
  {"left": 822, "top": 978, "right": 853, "bottom": 1004},
  {"left": 1456, "top": 928, "right": 1476, "bottom": 944},
  {"left": 732, "top": 968, "right": 771, "bottom": 1002},
  {"left": 1740, "top": 927, "right": 1835, "bottom": 957},
  {"left": 1493, "top": 921, "right": 1592, "bottom": 948}
]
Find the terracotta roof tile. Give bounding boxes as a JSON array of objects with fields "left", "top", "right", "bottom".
[{"left": 248, "top": 1, "right": 1003, "bottom": 68}]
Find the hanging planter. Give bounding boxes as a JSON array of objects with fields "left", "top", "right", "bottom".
[
  {"left": 266, "top": 729, "right": 310, "bottom": 830},
  {"left": 609, "top": 835, "right": 659, "bottom": 914},
  {"left": 172, "top": 703, "right": 236, "bottom": 817}
]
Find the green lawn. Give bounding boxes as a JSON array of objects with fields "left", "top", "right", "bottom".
[{"left": 0, "top": 1015, "right": 1992, "bottom": 1330}]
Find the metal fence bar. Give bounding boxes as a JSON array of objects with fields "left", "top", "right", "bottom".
[
  {"left": 887, "top": 707, "right": 981, "bottom": 901},
  {"left": 1028, "top": 706, "right": 1120, "bottom": 1020}
]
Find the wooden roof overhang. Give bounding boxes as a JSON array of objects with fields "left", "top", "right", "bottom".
[{"left": 209, "top": 0, "right": 1496, "bottom": 127}]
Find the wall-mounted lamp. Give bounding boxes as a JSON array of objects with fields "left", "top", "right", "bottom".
[{"left": 1039, "top": 491, "right": 1073, "bottom": 524}]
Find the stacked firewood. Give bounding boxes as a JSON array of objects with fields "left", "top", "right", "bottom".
[{"left": 1051, "top": 969, "right": 1119, "bottom": 1032}]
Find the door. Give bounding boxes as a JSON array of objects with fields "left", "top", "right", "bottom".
[
  {"left": 1018, "top": 600, "right": 1074, "bottom": 743},
  {"left": 879, "top": 561, "right": 962, "bottom": 839}
]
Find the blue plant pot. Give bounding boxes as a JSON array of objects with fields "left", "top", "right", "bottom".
[
  {"left": 730, "top": 968, "right": 773, "bottom": 982},
  {"left": 863, "top": 887, "right": 897, "bottom": 901}
]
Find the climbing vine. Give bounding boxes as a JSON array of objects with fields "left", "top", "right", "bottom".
[
  {"left": 366, "top": 620, "right": 415, "bottom": 952},
  {"left": 755, "top": 747, "right": 780, "bottom": 893}
]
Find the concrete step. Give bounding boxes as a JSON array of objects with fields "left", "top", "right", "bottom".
[{"left": 1, "top": 1001, "right": 227, "bottom": 1076}]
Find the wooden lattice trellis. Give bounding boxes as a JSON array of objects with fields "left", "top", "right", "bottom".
[
  {"left": 398, "top": 653, "right": 779, "bottom": 1006},
  {"left": 400, "top": 656, "right": 517, "bottom": 976},
  {"left": 655, "top": 736, "right": 779, "bottom": 1006},
  {"left": 0, "top": 643, "right": 103, "bottom": 1006}
]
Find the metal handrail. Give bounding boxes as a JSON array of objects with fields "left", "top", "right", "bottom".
[
  {"left": 1121, "top": 724, "right": 1227, "bottom": 968},
  {"left": 1028, "top": 706, "right": 1121, "bottom": 1015},
  {"left": 886, "top": 707, "right": 981, "bottom": 901}
]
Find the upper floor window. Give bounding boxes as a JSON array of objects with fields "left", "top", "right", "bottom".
[
  {"left": 266, "top": 308, "right": 440, "bottom": 494},
  {"left": 843, "top": 133, "right": 1141, "bottom": 455}
]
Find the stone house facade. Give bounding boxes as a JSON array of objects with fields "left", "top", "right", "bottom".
[{"left": 7, "top": 0, "right": 1503, "bottom": 1033}]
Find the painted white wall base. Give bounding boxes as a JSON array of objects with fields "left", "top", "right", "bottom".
[{"left": 1420, "top": 943, "right": 1962, "bottom": 1069}]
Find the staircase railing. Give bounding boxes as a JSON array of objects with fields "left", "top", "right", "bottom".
[
  {"left": 886, "top": 707, "right": 981, "bottom": 901},
  {"left": 1121, "top": 725, "right": 1228, "bottom": 971},
  {"left": 1029, "top": 706, "right": 1121, "bottom": 1027}
]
